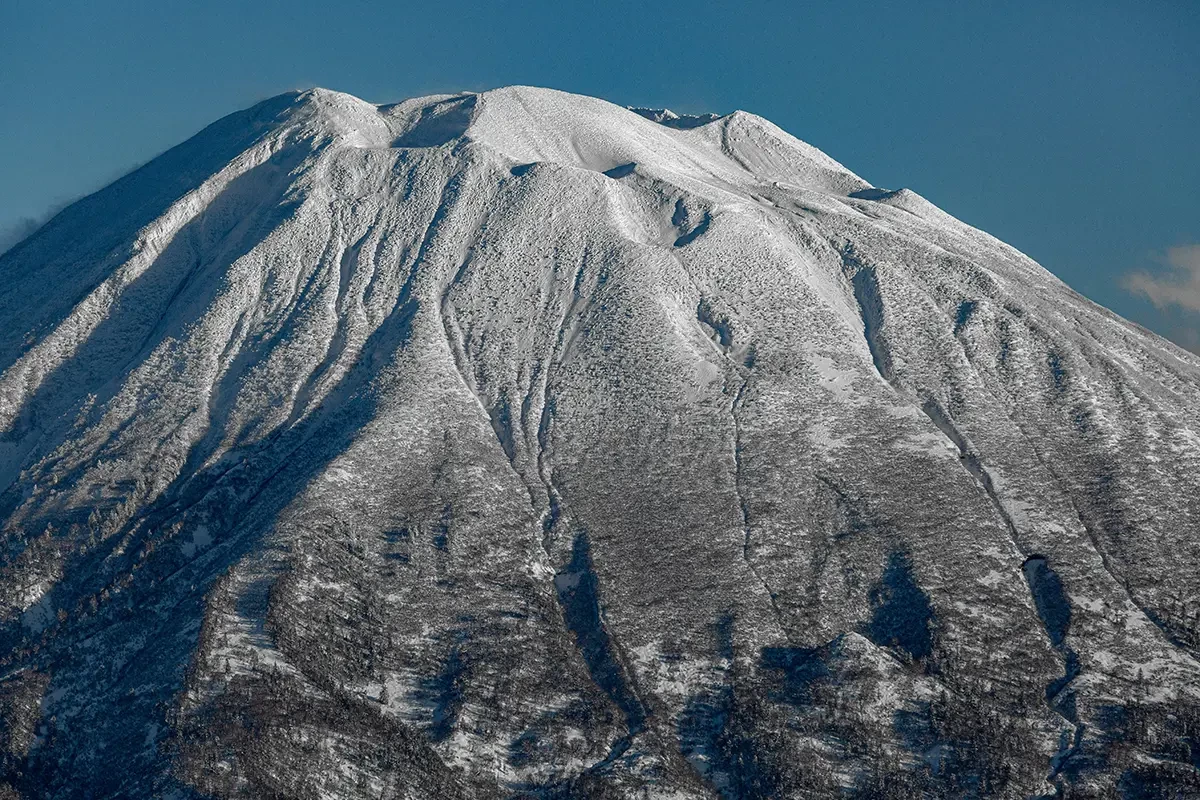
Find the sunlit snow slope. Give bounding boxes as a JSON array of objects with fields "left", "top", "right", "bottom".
[{"left": 2, "top": 87, "right": 1199, "bottom": 799}]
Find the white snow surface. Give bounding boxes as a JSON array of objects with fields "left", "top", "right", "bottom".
[{"left": 2, "top": 85, "right": 1200, "bottom": 798}]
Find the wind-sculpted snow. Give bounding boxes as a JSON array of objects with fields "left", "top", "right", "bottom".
[{"left": 1, "top": 86, "right": 1199, "bottom": 799}]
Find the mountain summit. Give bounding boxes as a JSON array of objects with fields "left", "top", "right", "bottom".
[{"left": 2, "top": 86, "right": 1199, "bottom": 799}]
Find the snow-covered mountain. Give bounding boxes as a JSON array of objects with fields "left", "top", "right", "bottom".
[{"left": 1, "top": 86, "right": 1199, "bottom": 799}]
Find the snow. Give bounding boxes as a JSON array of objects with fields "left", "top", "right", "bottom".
[{"left": 3, "top": 84, "right": 1200, "bottom": 798}]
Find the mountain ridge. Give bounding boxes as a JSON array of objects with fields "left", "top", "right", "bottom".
[{"left": 1, "top": 85, "right": 1199, "bottom": 799}]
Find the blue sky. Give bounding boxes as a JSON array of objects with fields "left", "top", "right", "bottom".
[{"left": 2, "top": 1, "right": 1198, "bottom": 349}]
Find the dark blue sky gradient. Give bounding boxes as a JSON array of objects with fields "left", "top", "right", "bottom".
[{"left": 2, "top": 1, "right": 1197, "bottom": 345}]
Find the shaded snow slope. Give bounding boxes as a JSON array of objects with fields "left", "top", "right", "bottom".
[{"left": 1, "top": 86, "right": 1200, "bottom": 799}]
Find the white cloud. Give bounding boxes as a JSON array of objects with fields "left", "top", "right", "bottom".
[{"left": 1124, "top": 244, "right": 1200, "bottom": 313}]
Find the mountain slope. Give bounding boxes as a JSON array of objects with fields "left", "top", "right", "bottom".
[{"left": 1, "top": 86, "right": 1199, "bottom": 799}]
